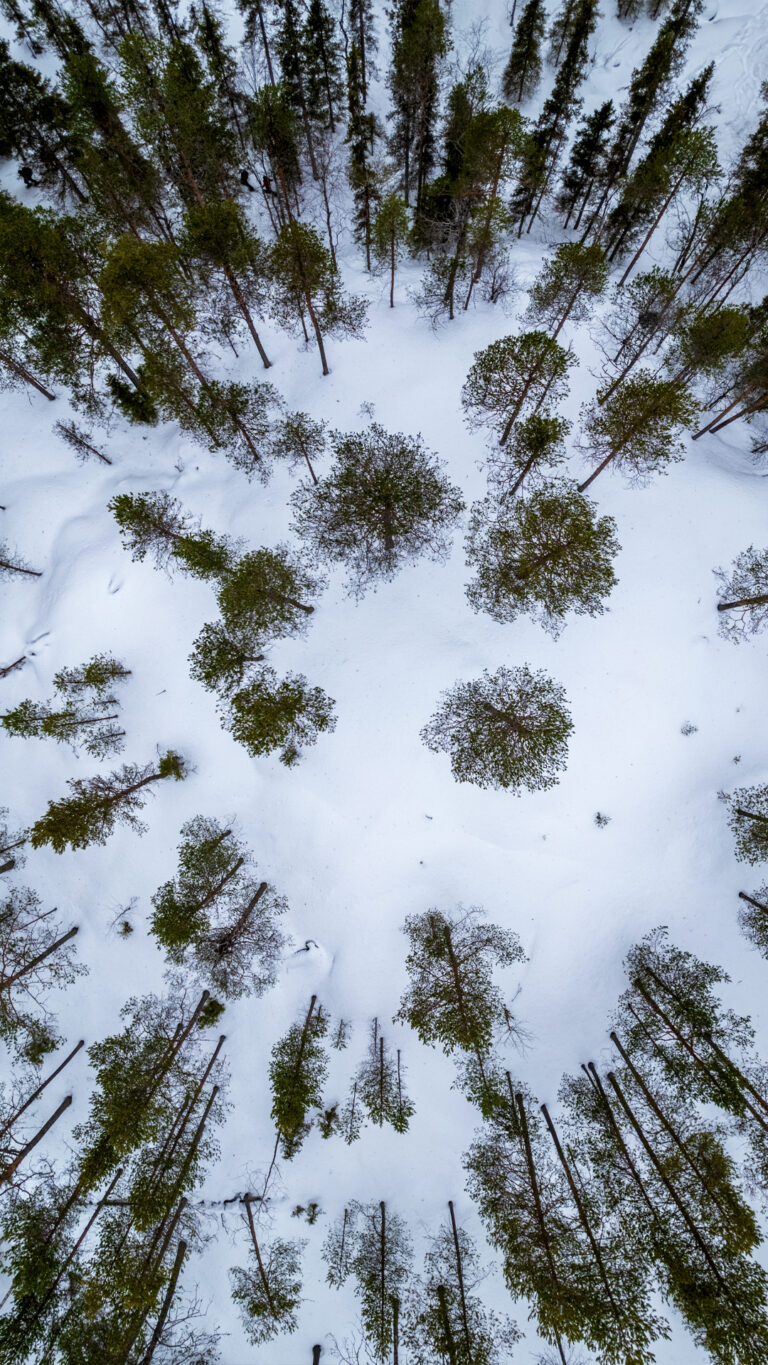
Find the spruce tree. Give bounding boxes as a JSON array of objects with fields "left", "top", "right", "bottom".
[
  {"left": 28, "top": 750, "right": 187, "bottom": 854},
  {"left": 557, "top": 100, "right": 615, "bottom": 228},
  {"left": 290, "top": 422, "right": 464, "bottom": 597},
  {"left": 579, "top": 372, "right": 698, "bottom": 490},
  {"left": 465, "top": 480, "right": 620, "bottom": 637},
  {"left": 346, "top": 39, "right": 381, "bottom": 271},
  {"left": 324, "top": 1200, "right": 412, "bottom": 1363},
  {"left": 396, "top": 906, "right": 525, "bottom": 1057},
  {"left": 180, "top": 200, "right": 272, "bottom": 368},
  {"left": 461, "top": 332, "right": 575, "bottom": 445},
  {"left": 224, "top": 667, "right": 336, "bottom": 766},
  {"left": 714, "top": 546, "right": 768, "bottom": 642},
  {"left": 303, "top": 0, "right": 343, "bottom": 132},
  {"left": 388, "top": 0, "right": 449, "bottom": 207},
  {"left": 421, "top": 665, "right": 573, "bottom": 793},
  {"left": 502, "top": 0, "right": 546, "bottom": 105},
  {"left": 0, "top": 888, "right": 84, "bottom": 1064},
  {"left": 274, "top": 0, "right": 319, "bottom": 177},
  {"left": 2, "top": 655, "right": 130, "bottom": 758},
  {"left": 372, "top": 193, "right": 409, "bottom": 306},
  {"left": 353, "top": 1019, "right": 414, "bottom": 1133},
  {"left": 270, "top": 995, "right": 329, "bottom": 1158}
]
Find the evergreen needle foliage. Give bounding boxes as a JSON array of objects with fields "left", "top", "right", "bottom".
[{"left": 28, "top": 751, "right": 187, "bottom": 853}]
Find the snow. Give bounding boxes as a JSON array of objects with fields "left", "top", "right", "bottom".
[{"left": 3, "top": 0, "right": 768, "bottom": 1360}]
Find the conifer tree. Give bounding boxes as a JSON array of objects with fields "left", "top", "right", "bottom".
[
  {"left": 347, "top": 0, "right": 377, "bottom": 102},
  {"left": 270, "top": 995, "right": 329, "bottom": 1158},
  {"left": 29, "top": 750, "right": 188, "bottom": 854},
  {"left": 269, "top": 220, "right": 368, "bottom": 375},
  {"left": 738, "top": 886, "right": 768, "bottom": 959},
  {"left": 189, "top": 620, "right": 265, "bottom": 695},
  {"left": 548, "top": 0, "right": 581, "bottom": 67},
  {"left": 462, "top": 332, "right": 575, "bottom": 446},
  {"left": 217, "top": 545, "right": 322, "bottom": 647},
  {"left": 421, "top": 665, "right": 573, "bottom": 793},
  {"left": 110, "top": 490, "right": 239, "bottom": 581},
  {"left": 557, "top": 100, "right": 615, "bottom": 228},
  {"left": 2, "top": 655, "right": 129, "bottom": 758},
  {"left": 180, "top": 200, "right": 273, "bottom": 368},
  {"left": 388, "top": 0, "right": 449, "bottom": 207},
  {"left": 579, "top": 372, "right": 698, "bottom": 490},
  {"left": 54, "top": 419, "right": 111, "bottom": 465},
  {"left": 406, "top": 1204, "right": 522, "bottom": 1365},
  {"left": 231, "top": 1200, "right": 304, "bottom": 1344},
  {"left": 714, "top": 546, "right": 768, "bottom": 642},
  {"left": 291, "top": 422, "right": 464, "bottom": 597},
  {"left": 346, "top": 40, "right": 381, "bottom": 270},
  {"left": 353, "top": 1019, "right": 414, "bottom": 1133},
  {"left": 270, "top": 409, "right": 328, "bottom": 483},
  {"left": 324, "top": 1200, "right": 412, "bottom": 1363},
  {"left": 371, "top": 196, "right": 410, "bottom": 308},
  {"left": 466, "top": 480, "right": 620, "bottom": 637},
  {"left": 224, "top": 667, "right": 337, "bottom": 766},
  {"left": 274, "top": 0, "right": 320, "bottom": 177},
  {"left": 484, "top": 411, "right": 570, "bottom": 497},
  {"left": 247, "top": 80, "right": 302, "bottom": 223},
  {"left": 0, "top": 888, "right": 84, "bottom": 1064},
  {"left": 502, "top": 0, "right": 546, "bottom": 104},
  {"left": 723, "top": 785, "right": 768, "bottom": 867},
  {"left": 0, "top": 41, "right": 84, "bottom": 202},
  {"left": 597, "top": 267, "right": 682, "bottom": 403},
  {"left": 303, "top": 0, "right": 343, "bottom": 132},
  {"left": 525, "top": 241, "right": 608, "bottom": 340},
  {"left": 396, "top": 906, "right": 525, "bottom": 1061},
  {"left": 150, "top": 816, "right": 287, "bottom": 998}
]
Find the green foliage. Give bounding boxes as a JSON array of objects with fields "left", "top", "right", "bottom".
[
  {"left": 396, "top": 906, "right": 525, "bottom": 1056},
  {"left": 189, "top": 619, "right": 265, "bottom": 695},
  {"left": 53, "top": 653, "right": 130, "bottom": 700},
  {"left": 29, "top": 751, "right": 187, "bottom": 853},
  {"left": 421, "top": 665, "right": 573, "bottom": 793},
  {"left": 270, "top": 997, "right": 329, "bottom": 1158},
  {"left": 230, "top": 1233, "right": 304, "bottom": 1344},
  {"left": 224, "top": 667, "right": 336, "bottom": 766},
  {"left": 2, "top": 651, "right": 130, "bottom": 758},
  {"left": 151, "top": 816, "right": 245, "bottom": 952},
  {"left": 502, "top": 0, "right": 546, "bottom": 104},
  {"left": 714, "top": 546, "right": 768, "bottom": 642},
  {"left": 336, "top": 1199, "right": 413, "bottom": 1362},
  {"left": 465, "top": 479, "right": 620, "bottom": 636},
  {"left": 388, "top": 0, "right": 448, "bottom": 205},
  {"left": 462, "top": 332, "right": 576, "bottom": 443},
  {"left": 269, "top": 220, "right": 368, "bottom": 343},
  {"left": 303, "top": 0, "right": 343, "bottom": 130},
  {"left": 110, "top": 490, "right": 238, "bottom": 580},
  {"left": 667, "top": 305, "right": 751, "bottom": 385},
  {"left": 556, "top": 99, "right": 615, "bottom": 226},
  {"left": 582, "top": 371, "right": 698, "bottom": 486},
  {"left": 0, "top": 887, "right": 84, "bottom": 1063},
  {"left": 353, "top": 1019, "right": 414, "bottom": 1133},
  {"left": 269, "top": 409, "right": 328, "bottom": 481},
  {"left": 525, "top": 241, "right": 609, "bottom": 337},
  {"left": 371, "top": 192, "right": 409, "bottom": 300},
  {"left": 290, "top": 422, "right": 464, "bottom": 597},
  {"left": 724, "top": 785, "right": 768, "bottom": 866},
  {"left": 484, "top": 411, "right": 570, "bottom": 495},
  {"left": 217, "top": 546, "right": 322, "bottom": 647}
]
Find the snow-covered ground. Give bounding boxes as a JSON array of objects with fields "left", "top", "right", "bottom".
[{"left": 3, "top": 1, "right": 768, "bottom": 1360}]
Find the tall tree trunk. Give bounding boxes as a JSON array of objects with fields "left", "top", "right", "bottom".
[
  {"left": 0, "top": 1095, "right": 72, "bottom": 1186},
  {"left": 0, "top": 351, "right": 56, "bottom": 400},
  {"left": 0, "top": 925, "right": 78, "bottom": 992},
  {"left": 138, "top": 1238, "right": 187, "bottom": 1365},
  {"left": 0, "top": 1039, "right": 83, "bottom": 1144},
  {"left": 514, "top": 1090, "right": 568, "bottom": 1365}
]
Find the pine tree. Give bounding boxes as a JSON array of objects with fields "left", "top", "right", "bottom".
[
  {"left": 150, "top": 816, "right": 286, "bottom": 998},
  {"left": 723, "top": 785, "right": 768, "bottom": 866},
  {"left": 465, "top": 480, "right": 620, "bottom": 637},
  {"left": 406, "top": 1204, "right": 522, "bottom": 1365},
  {"left": 189, "top": 620, "right": 265, "bottom": 695},
  {"left": 110, "top": 490, "right": 239, "bottom": 580},
  {"left": 714, "top": 546, "right": 768, "bottom": 642},
  {"left": 54, "top": 419, "right": 111, "bottom": 465},
  {"left": 224, "top": 667, "right": 337, "bottom": 766},
  {"left": 247, "top": 80, "right": 302, "bottom": 221},
  {"left": 692, "top": 304, "right": 768, "bottom": 440},
  {"left": 217, "top": 546, "right": 322, "bottom": 647},
  {"left": 290, "top": 422, "right": 464, "bottom": 598},
  {"left": 28, "top": 750, "right": 188, "bottom": 854},
  {"left": 738, "top": 886, "right": 768, "bottom": 958},
  {"left": 525, "top": 241, "right": 608, "bottom": 340},
  {"left": 388, "top": 0, "right": 449, "bottom": 207},
  {"left": 0, "top": 541, "right": 42, "bottom": 580},
  {"left": 0, "top": 888, "right": 84, "bottom": 1064},
  {"left": 270, "top": 409, "right": 328, "bottom": 483},
  {"left": 194, "top": 1, "right": 250, "bottom": 153},
  {"left": 353, "top": 1019, "right": 414, "bottom": 1133},
  {"left": 396, "top": 906, "right": 525, "bottom": 1059},
  {"left": 579, "top": 372, "right": 698, "bottom": 490},
  {"left": 484, "top": 411, "right": 570, "bottom": 496},
  {"left": 231, "top": 1202, "right": 304, "bottom": 1344},
  {"left": 324, "top": 1199, "right": 412, "bottom": 1363},
  {"left": 2, "top": 655, "right": 129, "bottom": 758},
  {"left": 0, "top": 41, "right": 84, "bottom": 202},
  {"left": 502, "top": 0, "right": 546, "bottom": 104},
  {"left": 346, "top": 39, "right": 382, "bottom": 271},
  {"left": 269, "top": 220, "right": 368, "bottom": 375},
  {"left": 461, "top": 332, "right": 576, "bottom": 446},
  {"left": 270, "top": 995, "right": 329, "bottom": 1158},
  {"left": 274, "top": 0, "right": 320, "bottom": 177},
  {"left": 556, "top": 100, "right": 615, "bottom": 228},
  {"left": 180, "top": 200, "right": 273, "bottom": 368},
  {"left": 421, "top": 665, "right": 573, "bottom": 793},
  {"left": 596, "top": 267, "right": 682, "bottom": 403}
]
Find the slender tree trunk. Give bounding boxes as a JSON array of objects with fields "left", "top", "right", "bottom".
[
  {"left": 214, "top": 883, "right": 268, "bottom": 958},
  {"left": 709, "top": 394, "right": 767, "bottom": 435},
  {"left": 223, "top": 267, "right": 272, "bottom": 368},
  {"left": 739, "top": 890, "right": 768, "bottom": 916},
  {"left": 0, "top": 559, "right": 42, "bottom": 578},
  {"left": 0, "top": 351, "right": 56, "bottom": 400},
  {"left": 0, "top": 1096, "right": 72, "bottom": 1186},
  {"left": 578, "top": 445, "right": 617, "bottom": 492},
  {"left": 436, "top": 1284, "right": 458, "bottom": 1364},
  {"left": 0, "top": 1039, "right": 83, "bottom": 1144},
  {"left": 692, "top": 383, "right": 760, "bottom": 439},
  {"left": 619, "top": 177, "right": 683, "bottom": 287},
  {"left": 390, "top": 234, "right": 396, "bottom": 308},
  {"left": 447, "top": 1201, "right": 473, "bottom": 1361},
  {"left": 379, "top": 1200, "right": 387, "bottom": 1349},
  {"left": 0, "top": 657, "right": 26, "bottom": 679},
  {"left": 514, "top": 1091, "right": 568, "bottom": 1365},
  {"left": 718, "top": 593, "right": 768, "bottom": 613},
  {"left": 138, "top": 1238, "right": 187, "bottom": 1365},
  {"left": 583, "top": 1063, "right": 660, "bottom": 1219},
  {"left": 0, "top": 925, "right": 78, "bottom": 992}
]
